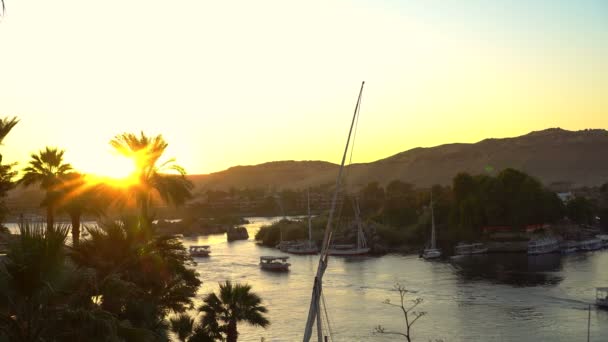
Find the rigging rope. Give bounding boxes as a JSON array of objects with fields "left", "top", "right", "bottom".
[{"left": 321, "top": 291, "right": 335, "bottom": 341}]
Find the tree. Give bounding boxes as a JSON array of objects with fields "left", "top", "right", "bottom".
[
  {"left": 0, "top": 117, "right": 19, "bottom": 224},
  {"left": 375, "top": 283, "right": 427, "bottom": 342},
  {"left": 198, "top": 281, "right": 269, "bottom": 342},
  {"left": 0, "top": 223, "right": 140, "bottom": 341},
  {"left": 19, "top": 147, "right": 73, "bottom": 228},
  {"left": 566, "top": 196, "right": 595, "bottom": 225},
  {"left": 70, "top": 218, "right": 201, "bottom": 336},
  {"left": 170, "top": 314, "right": 195, "bottom": 342},
  {"left": 110, "top": 132, "right": 193, "bottom": 225},
  {"left": 56, "top": 172, "right": 111, "bottom": 247}
]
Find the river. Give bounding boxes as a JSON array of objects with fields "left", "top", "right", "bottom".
[
  {"left": 7, "top": 218, "right": 608, "bottom": 341},
  {"left": 184, "top": 217, "right": 608, "bottom": 341}
]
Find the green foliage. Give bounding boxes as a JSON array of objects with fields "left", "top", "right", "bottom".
[
  {"left": 566, "top": 196, "right": 595, "bottom": 224},
  {"left": 170, "top": 313, "right": 195, "bottom": 342},
  {"left": 198, "top": 281, "right": 269, "bottom": 342},
  {"left": 449, "top": 169, "right": 564, "bottom": 240},
  {"left": 71, "top": 219, "right": 202, "bottom": 336}
]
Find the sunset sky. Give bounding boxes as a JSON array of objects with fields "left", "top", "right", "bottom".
[{"left": 0, "top": 0, "right": 606, "bottom": 176}]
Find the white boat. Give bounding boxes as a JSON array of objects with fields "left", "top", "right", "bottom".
[
  {"left": 578, "top": 238, "right": 603, "bottom": 251},
  {"left": 560, "top": 240, "right": 579, "bottom": 254},
  {"left": 189, "top": 245, "right": 211, "bottom": 257},
  {"left": 328, "top": 198, "right": 370, "bottom": 256},
  {"left": 597, "top": 287, "right": 608, "bottom": 308},
  {"left": 422, "top": 192, "right": 442, "bottom": 259},
  {"left": 453, "top": 242, "right": 487, "bottom": 257},
  {"left": 287, "top": 189, "right": 319, "bottom": 255},
  {"left": 596, "top": 234, "right": 608, "bottom": 248},
  {"left": 527, "top": 237, "right": 559, "bottom": 255},
  {"left": 259, "top": 256, "right": 290, "bottom": 272}
]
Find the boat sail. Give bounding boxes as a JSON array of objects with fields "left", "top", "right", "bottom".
[
  {"left": 303, "top": 81, "right": 365, "bottom": 342},
  {"left": 327, "top": 198, "right": 370, "bottom": 256},
  {"left": 287, "top": 189, "right": 319, "bottom": 255},
  {"left": 422, "top": 192, "right": 442, "bottom": 259}
]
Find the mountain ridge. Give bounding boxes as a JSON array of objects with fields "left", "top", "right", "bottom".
[{"left": 189, "top": 128, "right": 608, "bottom": 191}]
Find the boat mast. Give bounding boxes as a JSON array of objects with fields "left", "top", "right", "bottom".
[
  {"left": 430, "top": 191, "right": 436, "bottom": 249},
  {"left": 303, "top": 81, "right": 365, "bottom": 342},
  {"left": 307, "top": 188, "right": 313, "bottom": 248}
]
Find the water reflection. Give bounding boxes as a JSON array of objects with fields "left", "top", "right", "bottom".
[{"left": 452, "top": 253, "right": 564, "bottom": 286}]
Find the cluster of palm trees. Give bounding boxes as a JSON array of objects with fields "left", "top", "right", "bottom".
[{"left": 0, "top": 117, "right": 270, "bottom": 341}]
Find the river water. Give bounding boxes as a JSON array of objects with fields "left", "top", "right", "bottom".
[
  {"left": 184, "top": 217, "right": 608, "bottom": 342},
  {"left": 7, "top": 218, "right": 608, "bottom": 341}
]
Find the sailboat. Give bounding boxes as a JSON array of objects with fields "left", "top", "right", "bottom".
[
  {"left": 303, "top": 81, "right": 365, "bottom": 342},
  {"left": 287, "top": 189, "right": 319, "bottom": 255},
  {"left": 422, "top": 192, "right": 442, "bottom": 259},
  {"left": 327, "top": 198, "right": 370, "bottom": 256}
]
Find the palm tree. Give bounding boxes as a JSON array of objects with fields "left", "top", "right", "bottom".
[
  {"left": 170, "top": 313, "right": 195, "bottom": 342},
  {"left": 199, "top": 281, "right": 269, "bottom": 342},
  {"left": 0, "top": 116, "right": 18, "bottom": 147},
  {"left": 0, "top": 117, "right": 18, "bottom": 223},
  {"left": 57, "top": 172, "right": 111, "bottom": 247},
  {"left": 110, "top": 132, "right": 193, "bottom": 224},
  {"left": 19, "top": 147, "right": 73, "bottom": 228}
]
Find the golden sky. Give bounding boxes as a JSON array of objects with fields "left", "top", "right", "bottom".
[{"left": 0, "top": 0, "right": 606, "bottom": 176}]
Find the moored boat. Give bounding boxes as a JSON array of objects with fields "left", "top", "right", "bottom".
[
  {"left": 286, "top": 190, "right": 319, "bottom": 255},
  {"left": 596, "top": 234, "right": 608, "bottom": 248},
  {"left": 259, "top": 256, "right": 290, "bottom": 272},
  {"left": 422, "top": 192, "right": 442, "bottom": 260},
  {"left": 453, "top": 242, "right": 487, "bottom": 257},
  {"left": 596, "top": 287, "right": 608, "bottom": 308},
  {"left": 560, "top": 240, "right": 579, "bottom": 254},
  {"left": 578, "top": 238, "right": 603, "bottom": 251},
  {"left": 528, "top": 237, "right": 559, "bottom": 255},
  {"left": 327, "top": 199, "right": 370, "bottom": 256},
  {"left": 189, "top": 245, "right": 211, "bottom": 257}
]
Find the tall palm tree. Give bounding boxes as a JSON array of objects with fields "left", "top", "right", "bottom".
[
  {"left": 110, "top": 132, "right": 193, "bottom": 224},
  {"left": 0, "top": 116, "right": 18, "bottom": 147},
  {"left": 0, "top": 117, "right": 19, "bottom": 223},
  {"left": 19, "top": 147, "right": 73, "bottom": 228},
  {"left": 199, "top": 281, "right": 269, "bottom": 342}
]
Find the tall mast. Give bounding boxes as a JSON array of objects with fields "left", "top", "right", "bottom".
[
  {"left": 430, "top": 191, "right": 436, "bottom": 249},
  {"left": 303, "top": 81, "right": 365, "bottom": 342},
  {"left": 307, "top": 188, "right": 312, "bottom": 247}
]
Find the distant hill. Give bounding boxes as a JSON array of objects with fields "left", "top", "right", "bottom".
[
  {"left": 7, "top": 128, "right": 608, "bottom": 213},
  {"left": 190, "top": 128, "right": 608, "bottom": 191}
]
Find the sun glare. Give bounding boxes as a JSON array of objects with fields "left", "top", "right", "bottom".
[{"left": 78, "top": 152, "right": 138, "bottom": 187}]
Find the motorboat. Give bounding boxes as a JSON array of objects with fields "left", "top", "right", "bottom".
[
  {"left": 578, "top": 238, "right": 603, "bottom": 251},
  {"left": 259, "top": 256, "right": 290, "bottom": 272},
  {"left": 189, "top": 245, "right": 211, "bottom": 257},
  {"left": 560, "top": 240, "right": 579, "bottom": 254},
  {"left": 596, "top": 287, "right": 608, "bottom": 308},
  {"left": 453, "top": 242, "right": 487, "bottom": 257},
  {"left": 527, "top": 237, "right": 559, "bottom": 255}
]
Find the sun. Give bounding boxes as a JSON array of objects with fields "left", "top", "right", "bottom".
[{"left": 78, "top": 152, "right": 139, "bottom": 187}]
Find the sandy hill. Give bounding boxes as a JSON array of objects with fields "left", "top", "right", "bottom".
[{"left": 190, "top": 128, "right": 608, "bottom": 191}]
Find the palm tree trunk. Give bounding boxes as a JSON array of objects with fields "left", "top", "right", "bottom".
[
  {"left": 226, "top": 319, "right": 238, "bottom": 342},
  {"left": 70, "top": 212, "right": 81, "bottom": 247},
  {"left": 46, "top": 204, "right": 54, "bottom": 229}
]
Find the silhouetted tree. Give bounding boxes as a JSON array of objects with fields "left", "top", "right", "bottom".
[{"left": 19, "top": 147, "right": 73, "bottom": 228}]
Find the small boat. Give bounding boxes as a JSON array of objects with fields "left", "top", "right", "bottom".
[
  {"left": 596, "top": 235, "right": 608, "bottom": 248},
  {"left": 286, "top": 189, "right": 319, "bottom": 255},
  {"left": 528, "top": 237, "right": 559, "bottom": 255},
  {"left": 276, "top": 240, "right": 301, "bottom": 252},
  {"left": 422, "top": 192, "right": 442, "bottom": 260},
  {"left": 189, "top": 245, "right": 211, "bottom": 257},
  {"left": 259, "top": 256, "right": 290, "bottom": 272},
  {"left": 596, "top": 287, "right": 608, "bottom": 308},
  {"left": 560, "top": 240, "right": 579, "bottom": 254},
  {"left": 578, "top": 238, "right": 603, "bottom": 251},
  {"left": 328, "top": 199, "right": 370, "bottom": 256},
  {"left": 453, "top": 242, "right": 487, "bottom": 257}
]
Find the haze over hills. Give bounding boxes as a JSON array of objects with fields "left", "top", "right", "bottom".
[{"left": 190, "top": 128, "right": 608, "bottom": 191}]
